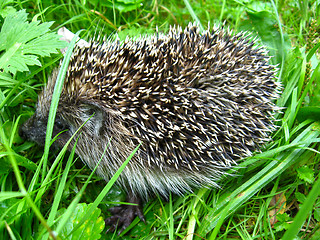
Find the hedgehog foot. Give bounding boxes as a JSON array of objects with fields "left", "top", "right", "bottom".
[{"left": 105, "top": 193, "right": 145, "bottom": 234}]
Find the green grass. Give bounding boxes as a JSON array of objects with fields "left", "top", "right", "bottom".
[{"left": 1, "top": 0, "right": 320, "bottom": 239}]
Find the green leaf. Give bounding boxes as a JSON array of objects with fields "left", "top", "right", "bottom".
[
  {"left": 240, "top": 8, "right": 291, "bottom": 65},
  {"left": 314, "top": 208, "right": 320, "bottom": 222},
  {"left": 297, "top": 166, "right": 315, "bottom": 184},
  {"left": 295, "top": 192, "right": 306, "bottom": 204},
  {"left": 274, "top": 213, "right": 291, "bottom": 232},
  {"left": 0, "top": 9, "right": 66, "bottom": 74},
  {"left": 56, "top": 203, "right": 105, "bottom": 240},
  {"left": 0, "top": 6, "right": 16, "bottom": 18}
]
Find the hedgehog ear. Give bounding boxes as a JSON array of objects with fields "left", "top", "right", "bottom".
[{"left": 81, "top": 103, "right": 105, "bottom": 136}]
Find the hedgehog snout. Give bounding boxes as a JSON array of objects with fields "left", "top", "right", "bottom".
[
  {"left": 19, "top": 114, "right": 47, "bottom": 146},
  {"left": 20, "top": 113, "right": 73, "bottom": 146}
]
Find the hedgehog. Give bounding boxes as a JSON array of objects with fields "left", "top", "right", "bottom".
[{"left": 19, "top": 23, "right": 279, "bottom": 232}]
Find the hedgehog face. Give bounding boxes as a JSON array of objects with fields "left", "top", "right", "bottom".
[
  {"left": 19, "top": 95, "right": 107, "bottom": 148},
  {"left": 19, "top": 106, "right": 71, "bottom": 147},
  {"left": 19, "top": 110, "right": 49, "bottom": 146}
]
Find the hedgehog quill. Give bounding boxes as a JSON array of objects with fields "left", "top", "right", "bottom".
[{"left": 20, "top": 23, "right": 280, "bottom": 232}]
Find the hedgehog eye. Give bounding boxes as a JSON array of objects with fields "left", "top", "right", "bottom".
[
  {"left": 54, "top": 118, "right": 68, "bottom": 132},
  {"left": 82, "top": 104, "right": 104, "bottom": 136},
  {"left": 87, "top": 108, "right": 95, "bottom": 116}
]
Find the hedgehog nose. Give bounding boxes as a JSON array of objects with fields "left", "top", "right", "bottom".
[
  {"left": 18, "top": 116, "right": 47, "bottom": 146},
  {"left": 19, "top": 117, "right": 35, "bottom": 141}
]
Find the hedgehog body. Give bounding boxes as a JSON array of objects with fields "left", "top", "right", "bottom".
[{"left": 21, "top": 24, "right": 279, "bottom": 201}]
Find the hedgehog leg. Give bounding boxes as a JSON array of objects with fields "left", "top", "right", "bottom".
[{"left": 105, "top": 192, "right": 145, "bottom": 234}]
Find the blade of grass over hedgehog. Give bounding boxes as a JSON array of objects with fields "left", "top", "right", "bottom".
[
  {"left": 30, "top": 31, "right": 81, "bottom": 204},
  {"left": 40, "top": 126, "right": 137, "bottom": 239},
  {"left": 53, "top": 140, "right": 107, "bottom": 237},
  {"left": 23, "top": 111, "right": 104, "bottom": 238},
  {"left": 35, "top": 113, "right": 113, "bottom": 238},
  {"left": 39, "top": 139, "right": 78, "bottom": 240},
  {"left": 40, "top": 30, "right": 82, "bottom": 182},
  {"left": 39, "top": 131, "right": 109, "bottom": 239},
  {"left": 197, "top": 122, "right": 320, "bottom": 236},
  {"left": 66, "top": 144, "right": 140, "bottom": 238}
]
